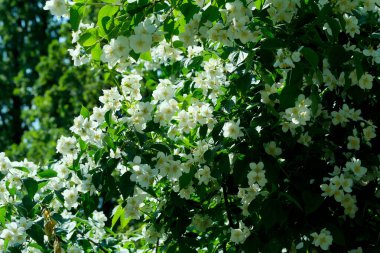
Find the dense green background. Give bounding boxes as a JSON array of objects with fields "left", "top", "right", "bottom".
[{"left": 0, "top": 0, "right": 109, "bottom": 163}]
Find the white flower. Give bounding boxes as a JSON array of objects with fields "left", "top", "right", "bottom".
[
  {"left": 347, "top": 136, "right": 360, "bottom": 150},
  {"left": 344, "top": 14, "right": 360, "bottom": 38},
  {"left": 363, "top": 125, "right": 376, "bottom": 142},
  {"left": 230, "top": 221, "right": 250, "bottom": 244},
  {"left": 129, "top": 34, "right": 152, "bottom": 53},
  {"left": 43, "top": 0, "right": 68, "bottom": 17},
  {"left": 0, "top": 152, "right": 12, "bottom": 175},
  {"left": 223, "top": 119, "right": 244, "bottom": 139},
  {"left": 152, "top": 79, "right": 175, "bottom": 102},
  {"left": 56, "top": 136, "right": 78, "bottom": 158},
  {"left": 91, "top": 211, "right": 107, "bottom": 228},
  {"left": 67, "top": 245, "right": 84, "bottom": 253},
  {"left": 62, "top": 188, "right": 79, "bottom": 209},
  {"left": 195, "top": 165, "right": 214, "bottom": 185},
  {"left": 358, "top": 72, "right": 374, "bottom": 90},
  {"left": 264, "top": 141, "right": 282, "bottom": 157},
  {"left": 191, "top": 214, "right": 212, "bottom": 232},
  {"left": 311, "top": 228, "right": 333, "bottom": 251},
  {"left": 345, "top": 158, "right": 367, "bottom": 179},
  {"left": 247, "top": 162, "right": 267, "bottom": 187},
  {"left": 101, "top": 36, "right": 130, "bottom": 68},
  {"left": 1, "top": 222, "right": 26, "bottom": 246}
]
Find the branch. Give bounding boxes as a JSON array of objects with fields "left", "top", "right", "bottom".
[
  {"left": 78, "top": 232, "right": 109, "bottom": 253},
  {"left": 222, "top": 182, "right": 236, "bottom": 229}
]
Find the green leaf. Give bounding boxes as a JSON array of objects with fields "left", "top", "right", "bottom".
[
  {"left": 91, "top": 43, "right": 102, "bottom": 61},
  {"left": 111, "top": 205, "right": 124, "bottom": 229},
  {"left": 326, "top": 17, "right": 341, "bottom": 40},
  {"left": 80, "top": 105, "right": 90, "bottom": 118},
  {"left": 179, "top": 172, "right": 194, "bottom": 189},
  {"left": 103, "top": 134, "right": 115, "bottom": 149},
  {"left": 22, "top": 195, "right": 36, "bottom": 212},
  {"left": 72, "top": 217, "right": 91, "bottom": 226},
  {"left": 301, "top": 47, "right": 319, "bottom": 69},
  {"left": 23, "top": 178, "right": 38, "bottom": 198},
  {"left": 179, "top": 3, "right": 200, "bottom": 22},
  {"left": 70, "top": 5, "right": 84, "bottom": 31},
  {"left": 97, "top": 5, "right": 119, "bottom": 38},
  {"left": 163, "top": 17, "right": 175, "bottom": 40},
  {"left": 198, "top": 125, "right": 208, "bottom": 139},
  {"left": 254, "top": 0, "right": 265, "bottom": 9},
  {"left": 302, "top": 190, "right": 324, "bottom": 214},
  {"left": 140, "top": 51, "right": 152, "bottom": 61},
  {"left": 235, "top": 73, "right": 252, "bottom": 94},
  {"left": 353, "top": 51, "right": 364, "bottom": 78},
  {"left": 370, "top": 32, "right": 380, "bottom": 39},
  {"left": 105, "top": 110, "right": 113, "bottom": 126},
  {"left": 279, "top": 192, "right": 303, "bottom": 212},
  {"left": 79, "top": 28, "right": 98, "bottom": 47},
  {"left": 215, "top": 153, "right": 230, "bottom": 176},
  {"left": 279, "top": 63, "right": 304, "bottom": 110},
  {"left": 150, "top": 143, "right": 171, "bottom": 154},
  {"left": 261, "top": 38, "right": 285, "bottom": 49},
  {"left": 201, "top": 6, "right": 220, "bottom": 23},
  {"left": 260, "top": 198, "right": 287, "bottom": 231},
  {"left": 0, "top": 206, "right": 7, "bottom": 226},
  {"left": 27, "top": 224, "right": 45, "bottom": 246},
  {"left": 14, "top": 166, "right": 30, "bottom": 173},
  {"left": 184, "top": 56, "right": 203, "bottom": 69},
  {"left": 119, "top": 213, "right": 131, "bottom": 229},
  {"left": 327, "top": 224, "right": 346, "bottom": 246},
  {"left": 309, "top": 92, "right": 320, "bottom": 115},
  {"left": 118, "top": 172, "right": 135, "bottom": 199},
  {"left": 38, "top": 169, "right": 57, "bottom": 178}
]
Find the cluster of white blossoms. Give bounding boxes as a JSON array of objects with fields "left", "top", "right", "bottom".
[
  {"left": 321, "top": 168, "right": 359, "bottom": 218},
  {"left": 56, "top": 136, "right": 79, "bottom": 161},
  {"left": 174, "top": 102, "right": 215, "bottom": 134},
  {"left": 0, "top": 152, "right": 12, "bottom": 175},
  {"left": 223, "top": 120, "right": 244, "bottom": 140},
  {"left": 149, "top": 40, "right": 184, "bottom": 65},
  {"left": 282, "top": 94, "right": 312, "bottom": 134},
  {"left": 215, "top": 0, "right": 260, "bottom": 45},
  {"left": 0, "top": 221, "right": 29, "bottom": 247},
  {"left": 7, "top": 0, "right": 378, "bottom": 251},
  {"left": 179, "top": 0, "right": 261, "bottom": 48},
  {"left": 310, "top": 228, "right": 333, "bottom": 251},
  {"left": 43, "top": 0, "right": 68, "bottom": 17},
  {"left": 331, "top": 104, "right": 362, "bottom": 126},
  {"left": 247, "top": 162, "right": 267, "bottom": 187},
  {"left": 62, "top": 187, "right": 80, "bottom": 209},
  {"left": 363, "top": 46, "right": 380, "bottom": 65},
  {"left": 193, "top": 58, "right": 231, "bottom": 104},
  {"left": 195, "top": 165, "right": 214, "bottom": 185},
  {"left": 230, "top": 221, "right": 251, "bottom": 244},
  {"left": 259, "top": 83, "right": 281, "bottom": 104},
  {"left": 267, "top": 0, "right": 301, "bottom": 24},
  {"left": 190, "top": 214, "right": 213, "bottom": 232},
  {"left": 273, "top": 48, "right": 301, "bottom": 69},
  {"left": 124, "top": 194, "right": 145, "bottom": 220},
  {"left": 100, "top": 16, "right": 161, "bottom": 69},
  {"left": 130, "top": 160, "right": 158, "bottom": 189},
  {"left": 343, "top": 14, "right": 360, "bottom": 38}
]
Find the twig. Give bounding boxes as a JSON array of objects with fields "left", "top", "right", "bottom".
[
  {"left": 78, "top": 232, "right": 109, "bottom": 253},
  {"left": 155, "top": 239, "right": 159, "bottom": 253},
  {"left": 222, "top": 182, "right": 236, "bottom": 228}
]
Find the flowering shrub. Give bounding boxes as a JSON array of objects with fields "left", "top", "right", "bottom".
[{"left": 1, "top": 0, "right": 380, "bottom": 252}]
